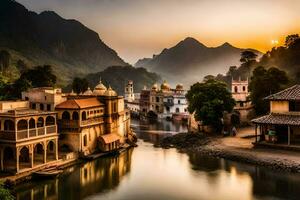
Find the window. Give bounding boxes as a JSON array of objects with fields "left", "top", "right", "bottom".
[
  {"left": 83, "top": 135, "right": 87, "bottom": 146},
  {"left": 25, "top": 97, "right": 29, "bottom": 100},
  {"left": 176, "top": 108, "right": 180, "bottom": 113},
  {"left": 45, "top": 96, "right": 47, "bottom": 100},
  {"left": 40, "top": 104, "right": 44, "bottom": 111},
  {"left": 240, "top": 102, "right": 244, "bottom": 107},
  {"left": 178, "top": 100, "right": 181, "bottom": 104},
  {"left": 242, "top": 86, "right": 246, "bottom": 91},
  {"left": 47, "top": 104, "right": 51, "bottom": 111},
  {"left": 113, "top": 102, "right": 117, "bottom": 112},
  {"left": 32, "top": 103, "right": 36, "bottom": 109},
  {"left": 289, "top": 101, "right": 300, "bottom": 112},
  {"left": 234, "top": 86, "right": 238, "bottom": 93},
  {"left": 156, "top": 97, "right": 160, "bottom": 103}
]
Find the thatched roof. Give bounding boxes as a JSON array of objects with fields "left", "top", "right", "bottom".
[{"left": 265, "top": 85, "right": 300, "bottom": 101}]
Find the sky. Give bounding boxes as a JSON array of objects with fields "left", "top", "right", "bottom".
[{"left": 17, "top": 0, "right": 300, "bottom": 64}]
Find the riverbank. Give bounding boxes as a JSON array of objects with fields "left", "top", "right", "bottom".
[{"left": 159, "top": 132, "right": 300, "bottom": 173}]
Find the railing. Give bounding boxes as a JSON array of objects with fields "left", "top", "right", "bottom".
[
  {"left": 81, "top": 117, "right": 103, "bottom": 126},
  {"left": 60, "top": 120, "right": 79, "bottom": 129},
  {"left": 0, "top": 125, "right": 57, "bottom": 141}
]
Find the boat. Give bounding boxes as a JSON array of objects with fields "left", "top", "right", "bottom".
[{"left": 33, "top": 167, "right": 63, "bottom": 178}]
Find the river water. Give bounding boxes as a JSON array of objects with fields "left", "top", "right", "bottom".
[{"left": 14, "top": 119, "right": 300, "bottom": 200}]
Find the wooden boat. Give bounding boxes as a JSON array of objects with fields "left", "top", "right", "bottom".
[{"left": 33, "top": 168, "right": 63, "bottom": 178}]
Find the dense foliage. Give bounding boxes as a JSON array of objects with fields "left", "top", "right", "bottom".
[
  {"left": 186, "top": 79, "right": 235, "bottom": 132},
  {"left": 72, "top": 77, "right": 89, "bottom": 94},
  {"left": 0, "top": 183, "right": 14, "bottom": 200},
  {"left": 249, "top": 66, "right": 289, "bottom": 115}
]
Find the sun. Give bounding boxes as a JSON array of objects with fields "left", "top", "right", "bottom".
[{"left": 271, "top": 39, "right": 279, "bottom": 45}]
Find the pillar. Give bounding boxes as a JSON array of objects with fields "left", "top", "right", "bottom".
[
  {"left": 55, "top": 139, "right": 58, "bottom": 160},
  {"left": 16, "top": 148, "right": 20, "bottom": 173},
  {"left": 0, "top": 148, "right": 3, "bottom": 171},
  {"left": 30, "top": 145, "right": 34, "bottom": 168},
  {"left": 288, "top": 125, "right": 291, "bottom": 146},
  {"left": 43, "top": 143, "right": 47, "bottom": 163},
  {"left": 255, "top": 124, "right": 258, "bottom": 143}
]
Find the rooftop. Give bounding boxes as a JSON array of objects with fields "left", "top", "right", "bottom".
[
  {"left": 252, "top": 113, "right": 300, "bottom": 126},
  {"left": 56, "top": 97, "right": 104, "bottom": 109},
  {"left": 265, "top": 85, "right": 300, "bottom": 101}
]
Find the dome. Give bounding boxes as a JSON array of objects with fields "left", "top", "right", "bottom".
[
  {"left": 104, "top": 86, "right": 117, "bottom": 96},
  {"left": 161, "top": 80, "right": 170, "bottom": 90},
  {"left": 93, "top": 79, "right": 107, "bottom": 96},
  {"left": 176, "top": 84, "right": 184, "bottom": 90},
  {"left": 151, "top": 83, "right": 158, "bottom": 90},
  {"left": 83, "top": 87, "right": 93, "bottom": 95}
]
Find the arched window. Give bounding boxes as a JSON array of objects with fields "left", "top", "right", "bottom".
[
  {"left": 4, "top": 147, "right": 14, "bottom": 160},
  {"left": 234, "top": 86, "right": 238, "bottom": 93},
  {"left": 82, "top": 111, "right": 87, "bottom": 121},
  {"left": 72, "top": 111, "right": 79, "bottom": 120},
  {"left": 34, "top": 143, "right": 44, "bottom": 165},
  {"left": 4, "top": 120, "right": 15, "bottom": 131},
  {"left": 19, "top": 146, "right": 30, "bottom": 163},
  {"left": 62, "top": 111, "right": 70, "bottom": 120},
  {"left": 37, "top": 117, "right": 44, "bottom": 128},
  {"left": 83, "top": 135, "right": 87, "bottom": 146},
  {"left": 176, "top": 108, "right": 180, "bottom": 113},
  {"left": 17, "top": 120, "right": 28, "bottom": 130},
  {"left": 46, "top": 116, "right": 55, "bottom": 126},
  {"left": 243, "top": 86, "right": 246, "bottom": 92},
  {"left": 29, "top": 118, "right": 35, "bottom": 129}
]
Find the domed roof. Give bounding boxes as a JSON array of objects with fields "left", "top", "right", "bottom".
[
  {"left": 152, "top": 83, "right": 158, "bottom": 90},
  {"left": 161, "top": 80, "right": 170, "bottom": 90},
  {"left": 83, "top": 87, "right": 93, "bottom": 95},
  {"left": 104, "top": 86, "right": 117, "bottom": 96},
  {"left": 93, "top": 78, "right": 107, "bottom": 96},
  {"left": 176, "top": 84, "right": 184, "bottom": 90}
]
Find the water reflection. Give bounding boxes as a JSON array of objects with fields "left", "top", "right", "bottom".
[
  {"left": 13, "top": 119, "right": 300, "bottom": 200},
  {"left": 14, "top": 149, "right": 133, "bottom": 200}
]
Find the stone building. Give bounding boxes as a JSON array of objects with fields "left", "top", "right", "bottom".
[
  {"left": 0, "top": 101, "right": 58, "bottom": 173},
  {"left": 22, "top": 87, "right": 67, "bottom": 111},
  {"left": 231, "top": 78, "right": 253, "bottom": 124},
  {"left": 56, "top": 80, "right": 131, "bottom": 156},
  {"left": 124, "top": 80, "right": 140, "bottom": 114}
]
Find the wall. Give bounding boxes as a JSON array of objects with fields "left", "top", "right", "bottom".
[{"left": 270, "top": 101, "right": 289, "bottom": 113}]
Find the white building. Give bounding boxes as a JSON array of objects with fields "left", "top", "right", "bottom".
[{"left": 124, "top": 80, "right": 140, "bottom": 114}]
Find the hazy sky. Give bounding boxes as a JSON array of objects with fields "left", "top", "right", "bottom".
[{"left": 17, "top": 0, "right": 300, "bottom": 64}]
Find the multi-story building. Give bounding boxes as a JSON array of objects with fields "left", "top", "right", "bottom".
[
  {"left": 231, "top": 78, "right": 253, "bottom": 124},
  {"left": 124, "top": 80, "right": 140, "bottom": 114},
  {"left": 252, "top": 85, "right": 300, "bottom": 147},
  {"left": 22, "top": 87, "right": 67, "bottom": 111},
  {"left": 139, "top": 88, "right": 151, "bottom": 115},
  {"left": 0, "top": 101, "right": 58, "bottom": 173}
]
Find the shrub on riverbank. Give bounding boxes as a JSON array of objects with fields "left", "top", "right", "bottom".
[
  {"left": 160, "top": 133, "right": 211, "bottom": 149},
  {"left": 0, "top": 182, "right": 14, "bottom": 200}
]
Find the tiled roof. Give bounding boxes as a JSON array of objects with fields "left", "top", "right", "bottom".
[
  {"left": 56, "top": 97, "right": 103, "bottom": 109},
  {"left": 265, "top": 85, "right": 300, "bottom": 101},
  {"left": 252, "top": 113, "right": 300, "bottom": 126},
  {"left": 99, "top": 133, "right": 120, "bottom": 144}
]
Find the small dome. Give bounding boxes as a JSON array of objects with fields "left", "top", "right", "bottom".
[
  {"left": 176, "top": 84, "right": 184, "bottom": 90},
  {"left": 161, "top": 80, "right": 170, "bottom": 90},
  {"left": 152, "top": 83, "right": 158, "bottom": 90},
  {"left": 104, "top": 86, "right": 117, "bottom": 96},
  {"left": 93, "top": 78, "right": 107, "bottom": 96},
  {"left": 83, "top": 87, "right": 93, "bottom": 95}
]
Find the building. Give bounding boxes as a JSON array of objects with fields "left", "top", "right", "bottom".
[
  {"left": 124, "top": 80, "right": 140, "bottom": 114},
  {"left": 22, "top": 87, "right": 67, "bottom": 111},
  {"left": 252, "top": 85, "right": 300, "bottom": 147},
  {"left": 139, "top": 87, "right": 151, "bottom": 115},
  {"left": 56, "top": 80, "right": 131, "bottom": 156},
  {"left": 231, "top": 78, "right": 253, "bottom": 124},
  {"left": 0, "top": 101, "right": 58, "bottom": 173}
]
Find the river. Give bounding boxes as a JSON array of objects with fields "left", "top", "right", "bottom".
[{"left": 14, "top": 119, "right": 300, "bottom": 200}]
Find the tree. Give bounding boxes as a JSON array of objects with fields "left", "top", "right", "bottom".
[
  {"left": 72, "top": 77, "right": 89, "bottom": 94},
  {"left": 203, "top": 75, "right": 215, "bottom": 82},
  {"left": 16, "top": 59, "right": 28, "bottom": 73},
  {"left": 186, "top": 79, "right": 235, "bottom": 132},
  {"left": 285, "top": 34, "right": 300, "bottom": 48},
  {"left": 0, "top": 183, "right": 14, "bottom": 200},
  {"left": 240, "top": 50, "right": 258, "bottom": 64},
  {"left": 0, "top": 50, "right": 11, "bottom": 72},
  {"left": 249, "top": 66, "right": 289, "bottom": 115},
  {"left": 19, "top": 65, "right": 56, "bottom": 88}
]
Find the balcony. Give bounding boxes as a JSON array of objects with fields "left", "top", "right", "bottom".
[
  {"left": 0, "top": 125, "right": 57, "bottom": 142},
  {"left": 81, "top": 117, "right": 104, "bottom": 126}
]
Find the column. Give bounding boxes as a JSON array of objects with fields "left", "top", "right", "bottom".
[
  {"left": 30, "top": 145, "right": 34, "bottom": 168},
  {"left": 16, "top": 148, "right": 19, "bottom": 173},
  {"left": 27, "top": 119, "right": 29, "bottom": 138},
  {"left": 288, "top": 125, "right": 291, "bottom": 146},
  {"left": 55, "top": 139, "right": 58, "bottom": 160},
  {"left": 255, "top": 124, "right": 258, "bottom": 143},
  {"left": 0, "top": 149, "right": 3, "bottom": 171},
  {"left": 43, "top": 143, "right": 47, "bottom": 163}
]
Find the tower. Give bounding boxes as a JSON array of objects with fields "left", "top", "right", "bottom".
[
  {"left": 125, "top": 80, "right": 135, "bottom": 102},
  {"left": 231, "top": 77, "right": 249, "bottom": 102}
]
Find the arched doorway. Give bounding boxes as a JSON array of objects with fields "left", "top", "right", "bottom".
[
  {"left": 29, "top": 118, "right": 35, "bottom": 129},
  {"left": 47, "top": 141, "right": 56, "bottom": 162},
  {"left": 72, "top": 111, "right": 79, "bottom": 120},
  {"left": 46, "top": 116, "right": 55, "bottom": 126},
  {"left": 3, "top": 147, "right": 15, "bottom": 171},
  {"left": 34, "top": 143, "right": 45, "bottom": 166},
  {"left": 19, "top": 146, "right": 30, "bottom": 170},
  {"left": 17, "top": 119, "right": 28, "bottom": 130},
  {"left": 82, "top": 111, "right": 87, "bottom": 120},
  {"left": 4, "top": 120, "right": 15, "bottom": 131},
  {"left": 62, "top": 111, "right": 70, "bottom": 120},
  {"left": 37, "top": 117, "right": 44, "bottom": 128}
]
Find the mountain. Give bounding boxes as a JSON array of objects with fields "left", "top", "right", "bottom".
[
  {"left": 0, "top": 0, "right": 127, "bottom": 85},
  {"left": 135, "top": 37, "right": 261, "bottom": 86},
  {"left": 67, "top": 65, "right": 162, "bottom": 95}
]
